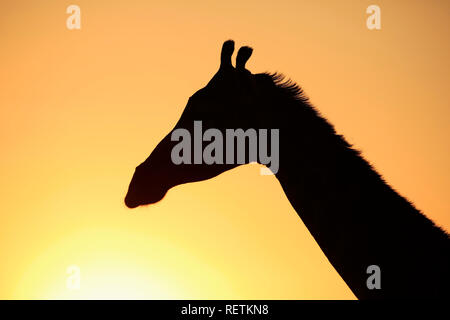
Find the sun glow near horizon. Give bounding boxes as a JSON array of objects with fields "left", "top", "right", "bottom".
[{"left": 12, "top": 228, "right": 236, "bottom": 299}]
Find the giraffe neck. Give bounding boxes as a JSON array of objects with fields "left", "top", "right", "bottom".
[{"left": 270, "top": 97, "right": 449, "bottom": 299}]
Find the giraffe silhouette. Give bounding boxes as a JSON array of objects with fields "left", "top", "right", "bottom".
[{"left": 125, "top": 40, "right": 449, "bottom": 299}]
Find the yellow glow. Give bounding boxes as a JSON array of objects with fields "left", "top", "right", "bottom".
[{"left": 12, "top": 228, "right": 235, "bottom": 299}]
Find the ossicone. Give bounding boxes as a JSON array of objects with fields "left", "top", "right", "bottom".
[{"left": 236, "top": 46, "right": 253, "bottom": 70}]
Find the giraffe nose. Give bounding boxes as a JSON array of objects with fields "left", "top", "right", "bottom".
[{"left": 124, "top": 194, "right": 139, "bottom": 208}]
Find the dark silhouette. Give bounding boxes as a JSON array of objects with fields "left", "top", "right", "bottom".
[{"left": 125, "top": 40, "right": 449, "bottom": 299}]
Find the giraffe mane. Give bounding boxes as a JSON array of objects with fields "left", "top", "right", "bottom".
[
  {"left": 264, "top": 72, "right": 449, "bottom": 239},
  {"left": 265, "top": 72, "right": 310, "bottom": 104}
]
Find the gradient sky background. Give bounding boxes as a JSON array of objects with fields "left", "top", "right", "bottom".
[{"left": 0, "top": 0, "right": 449, "bottom": 299}]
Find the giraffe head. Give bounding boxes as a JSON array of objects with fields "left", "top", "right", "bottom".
[{"left": 125, "top": 40, "right": 281, "bottom": 208}]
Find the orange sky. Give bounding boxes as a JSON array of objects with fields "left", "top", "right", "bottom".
[{"left": 0, "top": 0, "right": 449, "bottom": 299}]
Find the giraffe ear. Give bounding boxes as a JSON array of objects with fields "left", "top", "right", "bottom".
[
  {"left": 220, "top": 40, "right": 235, "bottom": 69},
  {"left": 236, "top": 46, "right": 253, "bottom": 70}
]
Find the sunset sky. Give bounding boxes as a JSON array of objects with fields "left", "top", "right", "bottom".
[{"left": 1, "top": 0, "right": 449, "bottom": 299}]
